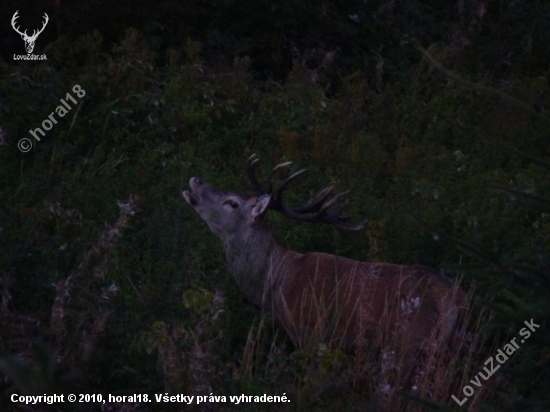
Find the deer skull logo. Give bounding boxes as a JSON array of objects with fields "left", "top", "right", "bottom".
[{"left": 11, "top": 11, "right": 49, "bottom": 54}]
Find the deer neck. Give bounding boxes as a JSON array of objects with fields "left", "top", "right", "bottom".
[{"left": 222, "top": 223, "right": 288, "bottom": 309}]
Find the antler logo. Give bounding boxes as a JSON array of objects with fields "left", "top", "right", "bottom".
[{"left": 11, "top": 11, "right": 49, "bottom": 54}]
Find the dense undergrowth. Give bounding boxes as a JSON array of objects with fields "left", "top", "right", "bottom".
[{"left": 1, "top": 0, "right": 549, "bottom": 410}]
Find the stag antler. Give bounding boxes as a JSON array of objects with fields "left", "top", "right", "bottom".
[
  {"left": 246, "top": 154, "right": 366, "bottom": 231},
  {"left": 11, "top": 11, "right": 49, "bottom": 39},
  {"left": 35, "top": 13, "right": 49, "bottom": 38},
  {"left": 11, "top": 11, "right": 28, "bottom": 38}
]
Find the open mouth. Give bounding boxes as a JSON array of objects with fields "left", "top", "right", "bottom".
[
  {"left": 182, "top": 190, "right": 198, "bottom": 206},
  {"left": 183, "top": 177, "right": 202, "bottom": 206}
]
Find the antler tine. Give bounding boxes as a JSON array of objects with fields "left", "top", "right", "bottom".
[
  {"left": 320, "top": 197, "right": 367, "bottom": 230},
  {"left": 314, "top": 196, "right": 355, "bottom": 228},
  {"left": 292, "top": 186, "right": 334, "bottom": 214},
  {"left": 281, "top": 185, "right": 367, "bottom": 231},
  {"left": 325, "top": 196, "right": 368, "bottom": 230},
  {"left": 324, "top": 198, "right": 350, "bottom": 218},
  {"left": 316, "top": 191, "right": 350, "bottom": 215},
  {"left": 272, "top": 169, "right": 307, "bottom": 207},
  {"left": 247, "top": 154, "right": 264, "bottom": 194},
  {"left": 266, "top": 161, "right": 293, "bottom": 193},
  {"left": 332, "top": 219, "right": 367, "bottom": 231}
]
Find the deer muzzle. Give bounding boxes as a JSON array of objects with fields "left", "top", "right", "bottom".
[{"left": 182, "top": 177, "right": 202, "bottom": 206}]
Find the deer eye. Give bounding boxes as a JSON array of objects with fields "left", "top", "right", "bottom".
[{"left": 224, "top": 200, "right": 239, "bottom": 209}]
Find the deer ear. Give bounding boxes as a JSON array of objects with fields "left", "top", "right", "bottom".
[{"left": 250, "top": 195, "right": 271, "bottom": 223}]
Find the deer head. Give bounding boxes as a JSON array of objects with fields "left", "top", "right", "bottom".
[
  {"left": 182, "top": 176, "right": 271, "bottom": 239},
  {"left": 11, "top": 11, "right": 49, "bottom": 54},
  {"left": 182, "top": 154, "right": 366, "bottom": 240}
]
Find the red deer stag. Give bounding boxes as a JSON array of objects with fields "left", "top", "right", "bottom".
[{"left": 182, "top": 155, "right": 466, "bottom": 373}]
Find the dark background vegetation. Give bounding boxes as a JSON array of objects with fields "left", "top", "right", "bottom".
[{"left": 1, "top": 0, "right": 549, "bottom": 410}]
